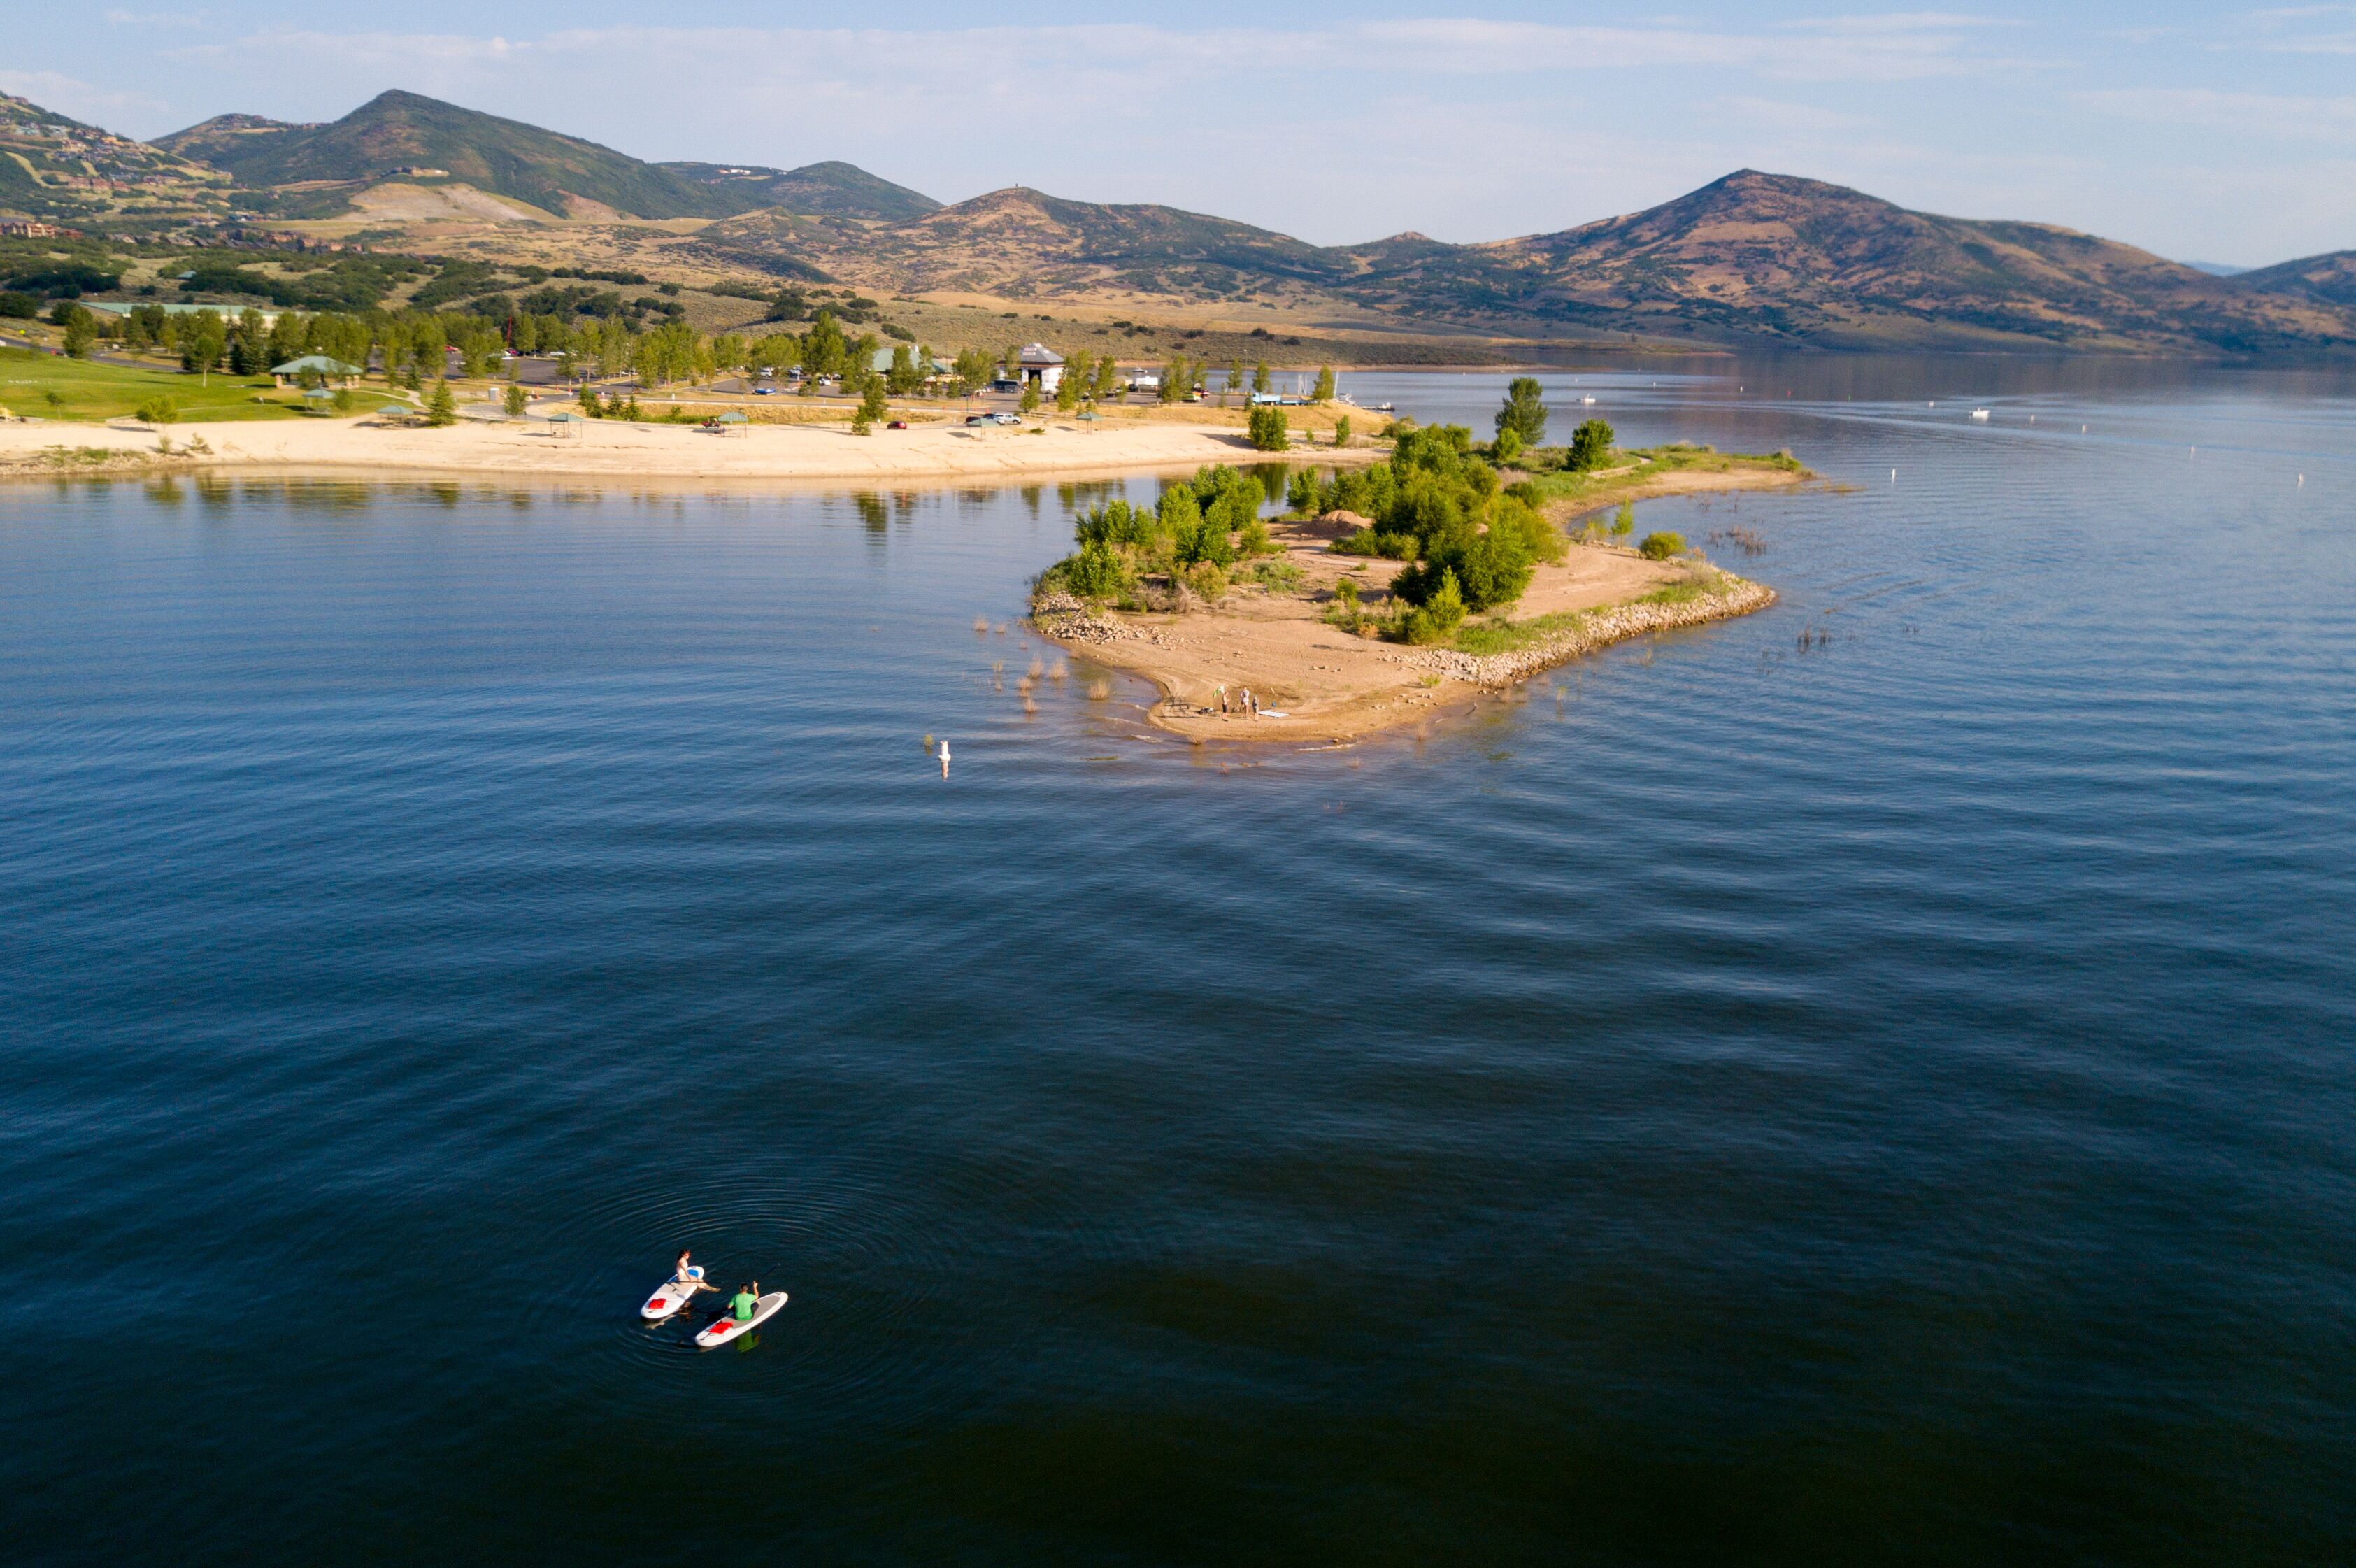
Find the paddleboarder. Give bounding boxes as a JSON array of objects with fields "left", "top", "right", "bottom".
[
  {"left": 672, "top": 1250, "right": 712, "bottom": 1292},
  {"left": 729, "top": 1281, "right": 760, "bottom": 1323}
]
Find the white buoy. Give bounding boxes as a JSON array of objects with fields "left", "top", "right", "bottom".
[
  {"left": 2299, "top": 473, "right": 2304, "bottom": 487},
  {"left": 1890, "top": 468, "right": 1897, "bottom": 484}
]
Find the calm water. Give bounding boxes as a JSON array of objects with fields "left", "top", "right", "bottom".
[{"left": 5, "top": 360, "right": 2354, "bottom": 1564}]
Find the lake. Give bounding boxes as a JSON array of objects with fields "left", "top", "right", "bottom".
[{"left": 4, "top": 359, "right": 2353, "bottom": 1563}]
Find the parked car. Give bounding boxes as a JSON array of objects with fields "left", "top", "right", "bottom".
[
  {"left": 987, "top": 411, "right": 1021, "bottom": 426},
  {"left": 754, "top": 387, "right": 775, "bottom": 395},
  {"left": 886, "top": 419, "right": 909, "bottom": 430}
]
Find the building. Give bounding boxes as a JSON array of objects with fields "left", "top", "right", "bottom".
[
  {"left": 1015, "top": 343, "right": 1064, "bottom": 394},
  {"left": 83, "top": 301, "right": 285, "bottom": 329},
  {"left": 0, "top": 220, "right": 75, "bottom": 238},
  {"left": 269, "top": 355, "right": 364, "bottom": 388}
]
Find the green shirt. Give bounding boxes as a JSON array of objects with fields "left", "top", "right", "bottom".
[{"left": 731, "top": 1291, "right": 757, "bottom": 1320}]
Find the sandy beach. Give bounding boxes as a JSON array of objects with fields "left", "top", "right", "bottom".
[{"left": 0, "top": 410, "right": 1378, "bottom": 485}]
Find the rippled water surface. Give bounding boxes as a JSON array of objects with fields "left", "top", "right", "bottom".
[{"left": 6, "top": 360, "right": 2354, "bottom": 1563}]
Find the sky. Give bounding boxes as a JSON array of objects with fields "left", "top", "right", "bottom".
[{"left": 6, "top": 1, "right": 2354, "bottom": 267}]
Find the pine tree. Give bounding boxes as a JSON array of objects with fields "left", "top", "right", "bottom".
[
  {"left": 504, "top": 383, "right": 528, "bottom": 418},
  {"left": 1496, "top": 376, "right": 1548, "bottom": 446},
  {"left": 425, "top": 378, "right": 457, "bottom": 427}
]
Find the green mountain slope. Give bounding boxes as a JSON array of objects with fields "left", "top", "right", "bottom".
[
  {"left": 152, "top": 90, "right": 743, "bottom": 220},
  {"left": 0, "top": 91, "right": 227, "bottom": 224},
  {"left": 657, "top": 159, "right": 938, "bottom": 221}
]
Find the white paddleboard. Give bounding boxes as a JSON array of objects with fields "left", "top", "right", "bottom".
[
  {"left": 641, "top": 1267, "right": 706, "bottom": 1322},
  {"left": 696, "top": 1290, "right": 787, "bottom": 1346}
]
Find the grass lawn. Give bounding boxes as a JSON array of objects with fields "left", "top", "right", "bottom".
[
  {"left": 1517, "top": 443, "right": 1804, "bottom": 512},
  {"left": 0, "top": 348, "right": 312, "bottom": 423}
]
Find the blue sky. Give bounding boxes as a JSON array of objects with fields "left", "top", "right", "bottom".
[{"left": 8, "top": 2, "right": 2353, "bottom": 266}]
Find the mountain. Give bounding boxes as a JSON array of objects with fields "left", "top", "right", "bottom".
[
  {"left": 2180, "top": 261, "right": 2249, "bottom": 277},
  {"left": 657, "top": 159, "right": 938, "bottom": 221},
  {"left": 700, "top": 169, "right": 2356, "bottom": 354},
  {"left": 2232, "top": 250, "right": 2356, "bottom": 311},
  {"left": 701, "top": 185, "right": 1355, "bottom": 297},
  {"left": 152, "top": 90, "right": 759, "bottom": 220},
  {"left": 0, "top": 91, "right": 227, "bottom": 224}
]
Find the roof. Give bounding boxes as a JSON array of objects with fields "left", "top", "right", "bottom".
[
  {"left": 1017, "top": 342, "right": 1064, "bottom": 365},
  {"left": 271, "top": 354, "right": 364, "bottom": 376},
  {"left": 869, "top": 348, "right": 899, "bottom": 372}
]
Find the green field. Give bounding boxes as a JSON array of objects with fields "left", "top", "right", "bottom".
[{"left": 0, "top": 348, "right": 310, "bottom": 422}]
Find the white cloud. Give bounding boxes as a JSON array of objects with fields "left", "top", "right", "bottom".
[
  {"left": 0, "top": 69, "right": 169, "bottom": 124},
  {"left": 2076, "top": 87, "right": 2356, "bottom": 141}
]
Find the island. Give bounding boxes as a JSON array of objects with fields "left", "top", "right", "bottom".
[{"left": 1031, "top": 395, "right": 1808, "bottom": 742}]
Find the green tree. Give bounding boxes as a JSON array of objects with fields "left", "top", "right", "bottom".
[
  {"left": 1611, "top": 501, "right": 1635, "bottom": 541},
  {"left": 179, "top": 312, "right": 227, "bottom": 382},
  {"left": 1638, "top": 531, "right": 1686, "bottom": 560},
  {"left": 331, "top": 387, "right": 356, "bottom": 415},
  {"left": 1333, "top": 414, "right": 1351, "bottom": 448},
  {"left": 1495, "top": 376, "right": 1548, "bottom": 446},
  {"left": 1312, "top": 364, "right": 1335, "bottom": 403},
  {"left": 1055, "top": 367, "right": 1078, "bottom": 411},
  {"left": 1252, "top": 360, "right": 1271, "bottom": 394},
  {"left": 1094, "top": 355, "right": 1121, "bottom": 399},
  {"left": 580, "top": 386, "right": 604, "bottom": 418},
  {"left": 1019, "top": 383, "right": 1041, "bottom": 415},
  {"left": 61, "top": 308, "right": 97, "bottom": 359},
  {"left": 135, "top": 394, "right": 178, "bottom": 425},
  {"left": 503, "top": 382, "right": 528, "bottom": 418},
  {"left": 425, "top": 378, "right": 458, "bottom": 427},
  {"left": 1492, "top": 427, "right": 1522, "bottom": 466},
  {"left": 1247, "top": 406, "right": 1289, "bottom": 452},
  {"left": 855, "top": 376, "right": 890, "bottom": 434},
  {"left": 1568, "top": 418, "right": 1615, "bottom": 471}
]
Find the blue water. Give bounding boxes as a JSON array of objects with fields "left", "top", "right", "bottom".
[{"left": 4, "top": 361, "right": 2354, "bottom": 1563}]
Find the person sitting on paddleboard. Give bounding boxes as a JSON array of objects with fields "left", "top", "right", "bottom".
[
  {"left": 672, "top": 1250, "right": 710, "bottom": 1289},
  {"left": 730, "top": 1282, "right": 759, "bottom": 1321}
]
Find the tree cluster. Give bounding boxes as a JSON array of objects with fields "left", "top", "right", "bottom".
[
  {"left": 1041, "top": 465, "right": 1280, "bottom": 605},
  {"left": 1294, "top": 422, "right": 1566, "bottom": 620}
]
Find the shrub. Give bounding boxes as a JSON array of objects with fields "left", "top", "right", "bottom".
[
  {"left": 1185, "top": 560, "right": 1229, "bottom": 601},
  {"left": 1569, "top": 418, "right": 1615, "bottom": 471},
  {"left": 503, "top": 383, "right": 527, "bottom": 417},
  {"left": 1332, "top": 414, "right": 1350, "bottom": 448},
  {"left": 580, "top": 387, "right": 604, "bottom": 418},
  {"left": 1638, "top": 531, "right": 1687, "bottom": 560},
  {"left": 134, "top": 395, "right": 178, "bottom": 426},
  {"left": 0, "top": 291, "right": 37, "bottom": 319},
  {"left": 1236, "top": 518, "right": 1273, "bottom": 557},
  {"left": 1611, "top": 501, "right": 1635, "bottom": 539},
  {"left": 1492, "top": 427, "right": 1522, "bottom": 466},
  {"left": 1334, "top": 576, "right": 1359, "bottom": 610},
  {"left": 1332, "top": 527, "right": 1415, "bottom": 560},
  {"left": 1058, "top": 541, "right": 1132, "bottom": 600},
  {"left": 1247, "top": 405, "right": 1288, "bottom": 450},
  {"left": 1402, "top": 569, "right": 1466, "bottom": 643},
  {"left": 331, "top": 387, "right": 356, "bottom": 415}
]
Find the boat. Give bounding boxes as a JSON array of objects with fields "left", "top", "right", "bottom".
[
  {"left": 1971, "top": 408, "right": 1991, "bottom": 421},
  {"left": 697, "top": 1290, "right": 788, "bottom": 1346},
  {"left": 1375, "top": 401, "right": 1395, "bottom": 413},
  {"left": 641, "top": 1267, "right": 706, "bottom": 1322}
]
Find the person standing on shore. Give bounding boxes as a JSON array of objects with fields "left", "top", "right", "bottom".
[{"left": 1218, "top": 685, "right": 1229, "bottom": 713}]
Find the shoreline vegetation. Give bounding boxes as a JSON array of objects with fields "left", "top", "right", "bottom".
[{"left": 1031, "top": 387, "right": 1810, "bottom": 741}]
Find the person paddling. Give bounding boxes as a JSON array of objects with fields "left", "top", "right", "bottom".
[{"left": 729, "top": 1281, "right": 760, "bottom": 1322}]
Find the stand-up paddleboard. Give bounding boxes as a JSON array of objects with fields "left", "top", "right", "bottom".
[
  {"left": 641, "top": 1267, "right": 706, "bottom": 1322},
  {"left": 696, "top": 1291, "right": 787, "bottom": 1347}
]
